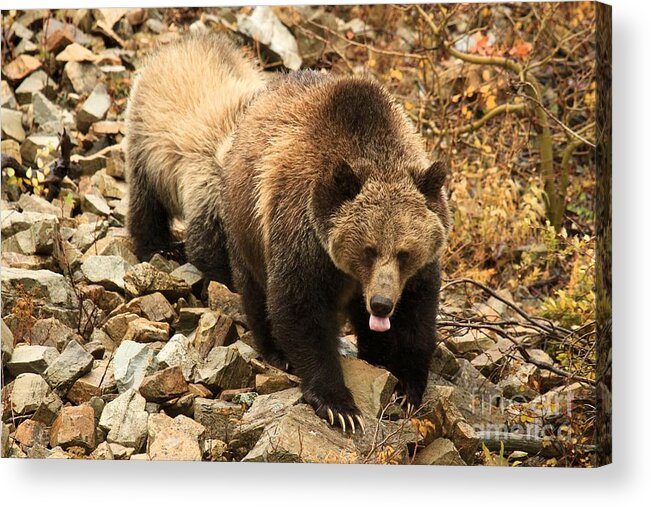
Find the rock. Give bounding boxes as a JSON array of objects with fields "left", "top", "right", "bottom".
[
  {"left": 145, "top": 18, "right": 165, "bottom": 34},
  {"left": 233, "top": 387, "right": 303, "bottom": 448},
  {"left": 10, "top": 373, "right": 63, "bottom": 423},
  {"left": 1, "top": 267, "right": 77, "bottom": 321},
  {"left": 124, "top": 262, "right": 191, "bottom": 300},
  {"left": 450, "top": 359, "right": 502, "bottom": 404},
  {"left": 108, "top": 442, "right": 135, "bottom": 460},
  {"left": 43, "top": 339, "right": 94, "bottom": 395},
  {"left": 50, "top": 405, "right": 96, "bottom": 451},
  {"left": 126, "top": 8, "right": 148, "bottom": 26},
  {"left": 193, "top": 397, "right": 244, "bottom": 441},
  {"left": 90, "top": 441, "right": 114, "bottom": 460},
  {"left": 123, "top": 317, "right": 169, "bottom": 343},
  {"left": 148, "top": 253, "right": 178, "bottom": 273},
  {"left": 46, "top": 447, "right": 71, "bottom": 459},
  {"left": 1, "top": 108, "right": 25, "bottom": 142},
  {"left": 17, "top": 193, "right": 62, "bottom": 216},
  {"left": 1, "top": 80, "right": 17, "bottom": 108},
  {"left": 413, "top": 438, "right": 466, "bottom": 466},
  {"left": 170, "top": 263, "right": 203, "bottom": 290},
  {"left": 56, "top": 42, "right": 97, "bottom": 63},
  {"left": 32, "top": 92, "right": 73, "bottom": 130},
  {"left": 243, "top": 404, "right": 357, "bottom": 463},
  {"left": 236, "top": 7, "right": 302, "bottom": 70},
  {"left": 498, "top": 363, "right": 539, "bottom": 401},
  {"left": 156, "top": 333, "right": 199, "bottom": 381},
  {"left": 446, "top": 329, "right": 495, "bottom": 356},
  {"left": 2, "top": 213, "right": 58, "bottom": 256},
  {"left": 430, "top": 343, "right": 461, "bottom": 379},
  {"left": 139, "top": 366, "right": 188, "bottom": 402},
  {"left": 66, "top": 359, "right": 116, "bottom": 404},
  {"left": 192, "top": 310, "right": 237, "bottom": 358},
  {"left": 105, "top": 150, "right": 125, "bottom": 178},
  {"left": 79, "top": 234, "right": 136, "bottom": 264},
  {"left": 1, "top": 319, "right": 14, "bottom": 362},
  {"left": 230, "top": 339, "right": 258, "bottom": 362},
  {"left": 147, "top": 413, "right": 205, "bottom": 461},
  {"left": 471, "top": 338, "right": 516, "bottom": 375},
  {"left": 112, "top": 340, "right": 156, "bottom": 393},
  {"left": 91, "top": 120, "right": 124, "bottom": 136},
  {"left": 207, "top": 281, "right": 245, "bottom": 322},
  {"left": 340, "top": 357, "right": 397, "bottom": 418},
  {"left": 101, "top": 311, "right": 139, "bottom": 348},
  {"left": 7, "top": 344, "right": 59, "bottom": 376},
  {"left": 72, "top": 151, "right": 108, "bottom": 175},
  {"left": 14, "top": 70, "right": 58, "bottom": 104},
  {"left": 3, "top": 54, "right": 41, "bottom": 81},
  {"left": 83, "top": 341, "right": 106, "bottom": 360},
  {"left": 174, "top": 307, "right": 209, "bottom": 335},
  {"left": 195, "top": 345, "right": 253, "bottom": 390},
  {"left": 46, "top": 26, "right": 76, "bottom": 53},
  {"left": 98, "top": 388, "right": 148, "bottom": 449},
  {"left": 81, "top": 192, "right": 111, "bottom": 216},
  {"left": 81, "top": 255, "right": 130, "bottom": 290},
  {"left": 125, "top": 292, "right": 177, "bottom": 322},
  {"left": 30, "top": 317, "right": 78, "bottom": 351},
  {"left": 62, "top": 61, "right": 100, "bottom": 94},
  {"left": 91, "top": 169, "right": 126, "bottom": 199},
  {"left": 255, "top": 372, "right": 297, "bottom": 395},
  {"left": 69, "top": 220, "right": 109, "bottom": 251},
  {"left": 1, "top": 423, "right": 10, "bottom": 457},
  {"left": 20, "top": 135, "right": 59, "bottom": 165},
  {"left": 77, "top": 83, "right": 111, "bottom": 132},
  {"left": 14, "top": 420, "right": 49, "bottom": 448}
]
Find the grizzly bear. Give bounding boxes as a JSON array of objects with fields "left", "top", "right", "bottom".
[{"left": 125, "top": 35, "right": 450, "bottom": 432}]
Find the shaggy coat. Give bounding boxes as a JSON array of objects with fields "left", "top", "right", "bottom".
[{"left": 125, "top": 34, "right": 450, "bottom": 431}]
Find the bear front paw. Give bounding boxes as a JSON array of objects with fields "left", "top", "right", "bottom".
[
  {"left": 303, "top": 386, "right": 365, "bottom": 434},
  {"left": 394, "top": 379, "right": 426, "bottom": 418}
]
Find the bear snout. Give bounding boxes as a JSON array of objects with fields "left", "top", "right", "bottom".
[{"left": 370, "top": 295, "right": 394, "bottom": 317}]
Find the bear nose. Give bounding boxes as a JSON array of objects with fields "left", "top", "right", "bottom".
[{"left": 370, "top": 295, "right": 394, "bottom": 317}]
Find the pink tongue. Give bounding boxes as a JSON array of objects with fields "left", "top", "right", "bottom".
[{"left": 369, "top": 315, "right": 391, "bottom": 332}]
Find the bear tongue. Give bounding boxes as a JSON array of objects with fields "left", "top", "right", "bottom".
[{"left": 369, "top": 315, "right": 391, "bottom": 332}]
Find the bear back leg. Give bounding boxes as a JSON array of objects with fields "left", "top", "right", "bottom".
[
  {"left": 185, "top": 209, "right": 233, "bottom": 288},
  {"left": 127, "top": 163, "right": 180, "bottom": 262}
]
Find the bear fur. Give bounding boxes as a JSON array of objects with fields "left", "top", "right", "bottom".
[{"left": 125, "top": 34, "right": 450, "bottom": 431}]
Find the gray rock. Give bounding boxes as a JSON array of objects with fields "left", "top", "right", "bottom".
[
  {"left": 237, "top": 7, "right": 302, "bottom": 70},
  {"left": 17, "top": 193, "right": 62, "bottom": 216},
  {"left": 81, "top": 192, "right": 111, "bottom": 216},
  {"left": 10, "top": 373, "right": 63, "bottom": 423},
  {"left": 43, "top": 339, "right": 94, "bottom": 395},
  {"left": 89, "top": 441, "right": 114, "bottom": 460},
  {"left": 32, "top": 92, "right": 73, "bottom": 130},
  {"left": 107, "top": 442, "right": 135, "bottom": 460},
  {"left": 170, "top": 263, "right": 203, "bottom": 290},
  {"left": 77, "top": 83, "right": 110, "bottom": 132},
  {"left": 1, "top": 268, "right": 77, "bottom": 316},
  {"left": 30, "top": 317, "right": 78, "bottom": 351},
  {"left": 195, "top": 345, "right": 253, "bottom": 390},
  {"left": 1, "top": 80, "right": 17, "bottom": 108},
  {"left": 193, "top": 397, "right": 244, "bottom": 441},
  {"left": 70, "top": 220, "right": 109, "bottom": 251},
  {"left": 233, "top": 387, "right": 303, "bottom": 448},
  {"left": 14, "top": 70, "right": 58, "bottom": 104},
  {"left": 1, "top": 108, "right": 25, "bottom": 142},
  {"left": 7, "top": 344, "right": 59, "bottom": 376},
  {"left": 243, "top": 404, "right": 357, "bottom": 463},
  {"left": 98, "top": 388, "right": 148, "bottom": 449},
  {"left": 91, "top": 169, "right": 126, "bottom": 199},
  {"left": 446, "top": 329, "right": 495, "bottom": 356},
  {"left": 1, "top": 319, "right": 14, "bottom": 362},
  {"left": 230, "top": 340, "right": 258, "bottom": 362},
  {"left": 100, "top": 312, "right": 139, "bottom": 348},
  {"left": 124, "top": 262, "right": 191, "bottom": 300},
  {"left": 413, "top": 438, "right": 466, "bottom": 466},
  {"left": 156, "top": 333, "right": 199, "bottom": 381},
  {"left": 81, "top": 255, "right": 131, "bottom": 290},
  {"left": 63, "top": 61, "right": 100, "bottom": 94},
  {"left": 112, "top": 340, "right": 156, "bottom": 393},
  {"left": 2, "top": 212, "right": 58, "bottom": 255},
  {"left": 139, "top": 366, "right": 188, "bottom": 402},
  {"left": 147, "top": 413, "right": 205, "bottom": 461},
  {"left": 430, "top": 343, "right": 461, "bottom": 379}
]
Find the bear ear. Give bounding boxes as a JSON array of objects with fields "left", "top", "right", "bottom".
[
  {"left": 312, "top": 160, "right": 362, "bottom": 220},
  {"left": 414, "top": 161, "right": 447, "bottom": 201}
]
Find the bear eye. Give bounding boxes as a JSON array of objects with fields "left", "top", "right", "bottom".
[
  {"left": 364, "top": 246, "right": 377, "bottom": 265},
  {"left": 397, "top": 250, "right": 410, "bottom": 267}
]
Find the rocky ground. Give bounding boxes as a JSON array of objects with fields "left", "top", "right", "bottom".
[{"left": 1, "top": 7, "right": 593, "bottom": 465}]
